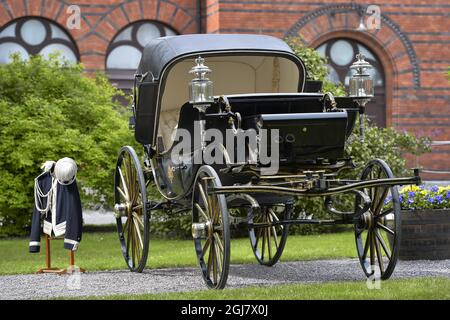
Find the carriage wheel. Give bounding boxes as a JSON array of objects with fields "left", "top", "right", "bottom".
[
  {"left": 248, "top": 203, "right": 291, "bottom": 266},
  {"left": 114, "top": 146, "right": 149, "bottom": 272},
  {"left": 192, "top": 166, "right": 230, "bottom": 289},
  {"left": 355, "top": 159, "right": 401, "bottom": 280}
]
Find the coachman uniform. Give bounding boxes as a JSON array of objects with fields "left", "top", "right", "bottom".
[{"left": 29, "top": 158, "right": 83, "bottom": 253}]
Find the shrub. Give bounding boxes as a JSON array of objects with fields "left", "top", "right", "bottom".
[{"left": 0, "top": 54, "right": 136, "bottom": 236}]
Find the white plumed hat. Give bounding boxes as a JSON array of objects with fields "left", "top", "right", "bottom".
[{"left": 54, "top": 157, "right": 78, "bottom": 185}]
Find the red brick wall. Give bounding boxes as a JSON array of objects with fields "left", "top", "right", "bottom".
[{"left": 1, "top": 0, "right": 449, "bottom": 179}]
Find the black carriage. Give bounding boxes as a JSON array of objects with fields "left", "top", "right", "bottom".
[{"left": 113, "top": 34, "right": 420, "bottom": 289}]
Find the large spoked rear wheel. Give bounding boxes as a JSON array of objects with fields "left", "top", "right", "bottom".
[
  {"left": 355, "top": 159, "right": 401, "bottom": 280},
  {"left": 114, "top": 146, "right": 149, "bottom": 273},
  {"left": 192, "top": 166, "right": 230, "bottom": 289},
  {"left": 248, "top": 203, "right": 291, "bottom": 266}
]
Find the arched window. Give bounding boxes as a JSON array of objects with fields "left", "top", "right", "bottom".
[
  {"left": 0, "top": 17, "right": 78, "bottom": 64},
  {"left": 316, "top": 39, "right": 386, "bottom": 127},
  {"left": 106, "top": 21, "right": 177, "bottom": 90}
]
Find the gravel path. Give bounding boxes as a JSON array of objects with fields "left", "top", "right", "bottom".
[{"left": 0, "top": 259, "right": 449, "bottom": 300}]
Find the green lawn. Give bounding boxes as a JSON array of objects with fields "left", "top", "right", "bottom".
[
  {"left": 75, "top": 277, "right": 450, "bottom": 300},
  {"left": 0, "top": 231, "right": 357, "bottom": 275}
]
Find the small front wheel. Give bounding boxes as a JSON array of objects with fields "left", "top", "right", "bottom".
[
  {"left": 192, "top": 166, "right": 230, "bottom": 289},
  {"left": 248, "top": 203, "right": 291, "bottom": 266}
]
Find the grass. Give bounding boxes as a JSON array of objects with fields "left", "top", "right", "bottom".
[
  {"left": 73, "top": 277, "right": 450, "bottom": 300},
  {"left": 0, "top": 231, "right": 357, "bottom": 275}
]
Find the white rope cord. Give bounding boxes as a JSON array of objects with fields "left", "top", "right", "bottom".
[{"left": 34, "top": 172, "right": 53, "bottom": 216}]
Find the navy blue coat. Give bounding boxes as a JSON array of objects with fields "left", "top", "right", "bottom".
[{"left": 29, "top": 171, "right": 83, "bottom": 252}]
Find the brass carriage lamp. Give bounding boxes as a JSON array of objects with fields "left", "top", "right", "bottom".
[
  {"left": 189, "top": 56, "right": 214, "bottom": 109},
  {"left": 349, "top": 53, "right": 374, "bottom": 143},
  {"left": 189, "top": 56, "right": 214, "bottom": 151}
]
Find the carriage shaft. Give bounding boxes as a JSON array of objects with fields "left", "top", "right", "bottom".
[
  {"left": 212, "top": 176, "right": 420, "bottom": 197},
  {"left": 244, "top": 218, "right": 350, "bottom": 229}
]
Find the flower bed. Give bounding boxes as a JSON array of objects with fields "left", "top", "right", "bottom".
[{"left": 395, "top": 185, "right": 450, "bottom": 260}]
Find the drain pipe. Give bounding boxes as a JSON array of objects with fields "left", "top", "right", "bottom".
[{"left": 197, "top": 0, "right": 203, "bottom": 33}]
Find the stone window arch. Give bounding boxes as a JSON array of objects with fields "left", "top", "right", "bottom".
[
  {"left": 106, "top": 20, "right": 177, "bottom": 90},
  {"left": 316, "top": 38, "right": 386, "bottom": 127},
  {"left": 0, "top": 17, "right": 79, "bottom": 64}
]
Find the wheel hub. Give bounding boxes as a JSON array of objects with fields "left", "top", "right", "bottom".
[
  {"left": 114, "top": 202, "right": 131, "bottom": 218},
  {"left": 359, "top": 211, "right": 374, "bottom": 229},
  {"left": 192, "top": 221, "right": 212, "bottom": 239}
]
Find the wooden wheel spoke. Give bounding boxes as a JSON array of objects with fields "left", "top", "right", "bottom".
[
  {"left": 209, "top": 194, "right": 217, "bottom": 223},
  {"left": 133, "top": 219, "right": 143, "bottom": 249},
  {"left": 378, "top": 208, "right": 393, "bottom": 219},
  {"left": 369, "top": 230, "right": 376, "bottom": 271},
  {"left": 202, "top": 238, "right": 211, "bottom": 260},
  {"left": 117, "top": 186, "right": 127, "bottom": 202},
  {"left": 125, "top": 219, "right": 131, "bottom": 259},
  {"left": 254, "top": 226, "right": 263, "bottom": 250},
  {"left": 211, "top": 240, "right": 217, "bottom": 284},
  {"left": 133, "top": 212, "right": 144, "bottom": 231},
  {"left": 195, "top": 203, "right": 209, "bottom": 222},
  {"left": 214, "top": 240, "right": 222, "bottom": 274},
  {"left": 123, "top": 158, "right": 132, "bottom": 202},
  {"left": 118, "top": 167, "right": 130, "bottom": 201},
  {"left": 374, "top": 188, "right": 390, "bottom": 215},
  {"left": 268, "top": 212, "right": 279, "bottom": 249},
  {"left": 376, "top": 222, "right": 395, "bottom": 235},
  {"left": 371, "top": 187, "right": 380, "bottom": 211},
  {"left": 213, "top": 233, "right": 224, "bottom": 254},
  {"left": 362, "top": 230, "right": 370, "bottom": 261},
  {"left": 375, "top": 229, "right": 391, "bottom": 260},
  {"left": 267, "top": 225, "right": 272, "bottom": 259},
  {"left": 197, "top": 183, "right": 210, "bottom": 217},
  {"left": 374, "top": 233, "right": 385, "bottom": 273},
  {"left": 261, "top": 219, "right": 266, "bottom": 260},
  {"left": 207, "top": 241, "right": 213, "bottom": 278}
]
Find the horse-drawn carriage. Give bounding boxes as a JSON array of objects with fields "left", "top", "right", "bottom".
[{"left": 113, "top": 34, "right": 420, "bottom": 289}]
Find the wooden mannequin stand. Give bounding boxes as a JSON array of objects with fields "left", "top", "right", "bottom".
[{"left": 36, "top": 234, "right": 85, "bottom": 275}]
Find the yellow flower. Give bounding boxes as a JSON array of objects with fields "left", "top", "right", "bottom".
[{"left": 400, "top": 185, "right": 420, "bottom": 193}]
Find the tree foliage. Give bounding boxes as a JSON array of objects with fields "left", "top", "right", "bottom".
[
  {"left": 0, "top": 54, "right": 135, "bottom": 236},
  {"left": 285, "top": 37, "right": 347, "bottom": 96}
]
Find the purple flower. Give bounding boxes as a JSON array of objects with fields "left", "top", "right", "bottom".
[
  {"left": 446, "top": 191, "right": 450, "bottom": 199},
  {"left": 399, "top": 195, "right": 403, "bottom": 202},
  {"left": 427, "top": 197, "right": 435, "bottom": 203},
  {"left": 431, "top": 185, "right": 439, "bottom": 193},
  {"left": 436, "top": 195, "right": 443, "bottom": 203},
  {"left": 407, "top": 198, "right": 414, "bottom": 204},
  {"left": 408, "top": 191, "right": 415, "bottom": 198},
  {"left": 419, "top": 185, "right": 425, "bottom": 190}
]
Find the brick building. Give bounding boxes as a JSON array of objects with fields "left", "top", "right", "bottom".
[{"left": 0, "top": 0, "right": 449, "bottom": 179}]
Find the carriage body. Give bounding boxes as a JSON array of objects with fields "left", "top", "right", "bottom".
[{"left": 114, "top": 34, "right": 421, "bottom": 289}]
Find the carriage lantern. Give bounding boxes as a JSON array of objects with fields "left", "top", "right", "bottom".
[
  {"left": 349, "top": 53, "right": 374, "bottom": 143},
  {"left": 189, "top": 56, "right": 214, "bottom": 107}
]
